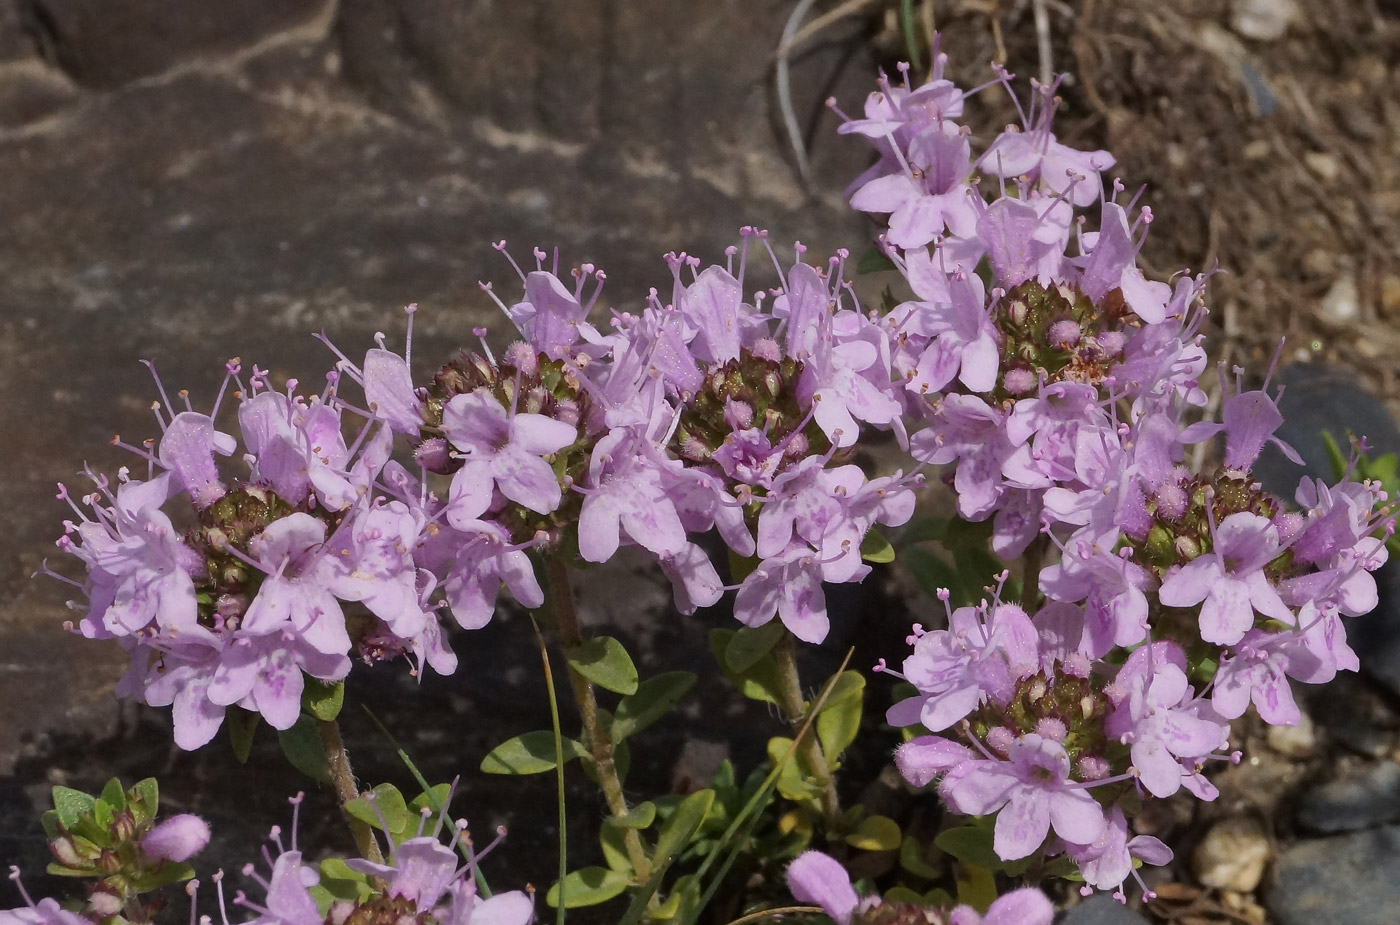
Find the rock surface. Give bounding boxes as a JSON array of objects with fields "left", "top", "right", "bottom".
[
  {"left": 1295, "top": 761, "right": 1400, "bottom": 835},
  {"left": 1269, "top": 826, "right": 1400, "bottom": 925},
  {"left": 1058, "top": 895, "right": 1151, "bottom": 925}
]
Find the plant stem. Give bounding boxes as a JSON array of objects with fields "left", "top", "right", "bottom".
[
  {"left": 771, "top": 631, "right": 841, "bottom": 831},
  {"left": 1021, "top": 533, "right": 1048, "bottom": 610},
  {"left": 544, "top": 555, "right": 653, "bottom": 881},
  {"left": 316, "top": 717, "right": 385, "bottom": 865}
]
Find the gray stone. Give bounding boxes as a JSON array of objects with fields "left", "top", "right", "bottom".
[
  {"left": 1058, "top": 894, "right": 1151, "bottom": 925},
  {"left": 1269, "top": 826, "right": 1400, "bottom": 925},
  {"left": 25, "top": 0, "right": 334, "bottom": 87},
  {"left": 1296, "top": 762, "right": 1400, "bottom": 834},
  {"left": 1253, "top": 363, "right": 1400, "bottom": 498}
]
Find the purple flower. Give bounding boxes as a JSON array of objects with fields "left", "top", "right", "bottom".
[
  {"left": 2, "top": 869, "right": 91, "bottom": 925},
  {"left": 441, "top": 388, "right": 577, "bottom": 517},
  {"left": 785, "top": 851, "right": 862, "bottom": 925},
  {"left": 733, "top": 543, "right": 834, "bottom": 644},
  {"left": 1104, "top": 643, "right": 1228, "bottom": 798},
  {"left": 1063, "top": 806, "right": 1172, "bottom": 900},
  {"left": 886, "top": 604, "right": 1038, "bottom": 732},
  {"left": 140, "top": 813, "right": 211, "bottom": 863},
  {"left": 901, "top": 269, "right": 1000, "bottom": 395},
  {"left": 578, "top": 429, "right": 688, "bottom": 563},
  {"left": 1158, "top": 512, "right": 1294, "bottom": 646},
  {"left": 948, "top": 888, "right": 1055, "bottom": 925},
  {"left": 436, "top": 521, "right": 544, "bottom": 630},
  {"left": 941, "top": 733, "right": 1106, "bottom": 860}
]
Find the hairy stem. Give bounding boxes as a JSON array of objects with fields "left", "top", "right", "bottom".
[
  {"left": 545, "top": 555, "right": 653, "bottom": 881},
  {"left": 772, "top": 631, "right": 841, "bottom": 831},
  {"left": 316, "top": 717, "right": 385, "bottom": 865}
]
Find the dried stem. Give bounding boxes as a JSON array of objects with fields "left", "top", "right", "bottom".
[
  {"left": 772, "top": 631, "right": 842, "bottom": 830},
  {"left": 316, "top": 717, "right": 385, "bottom": 865},
  {"left": 544, "top": 555, "right": 653, "bottom": 881}
]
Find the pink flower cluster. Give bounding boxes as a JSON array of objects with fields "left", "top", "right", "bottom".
[
  {"left": 231, "top": 794, "right": 531, "bottom": 925},
  {"left": 54, "top": 237, "right": 927, "bottom": 744},
  {"left": 841, "top": 57, "right": 1394, "bottom": 897},
  {"left": 52, "top": 363, "right": 453, "bottom": 749},
  {"left": 340, "top": 240, "right": 921, "bottom": 644}
]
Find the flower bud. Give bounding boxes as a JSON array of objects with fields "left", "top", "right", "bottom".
[
  {"left": 141, "top": 814, "right": 211, "bottom": 863},
  {"left": 48, "top": 835, "right": 85, "bottom": 868},
  {"left": 89, "top": 891, "right": 124, "bottom": 917}
]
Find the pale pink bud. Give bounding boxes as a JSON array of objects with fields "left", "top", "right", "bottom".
[{"left": 140, "top": 814, "right": 210, "bottom": 863}]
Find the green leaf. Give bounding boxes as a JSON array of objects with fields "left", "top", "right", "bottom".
[
  {"left": 129, "top": 778, "right": 159, "bottom": 825},
  {"left": 45, "top": 862, "right": 95, "bottom": 878},
  {"left": 766, "top": 737, "right": 819, "bottom": 803},
  {"left": 302, "top": 679, "right": 345, "bottom": 722},
  {"left": 100, "top": 778, "right": 127, "bottom": 812},
  {"left": 904, "top": 546, "right": 964, "bottom": 603},
  {"left": 127, "top": 861, "right": 196, "bottom": 893},
  {"left": 314, "top": 857, "right": 374, "bottom": 911},
  {"left": 856, "top": 246, "right": 897, "bottom": 275},
  {"left": 935, "top": 825, "right": 998, "bottom": 868},
  {"left": 816, "top": 672, "right": 865, "bottom": 759},
  {"left": 1322, "top": 430, "right": 1348, "bottom": 480},
  {"left": 899, "top": 836, "right": 940, "bottom": 880},
  {"left": 481, "top": 731, "right": 588, "bottom": 775},
  {"left": 408, "top": 784, "right": 453, "bottom": 819},
  {"left": 346, "top": 784, "right": 410, "bottom": 839},
  {"left": 50, "top": 786, "right": 95, "bottom": 830},
  {"left": 545, "top": 867, "right": 630, "bottom": 908},
  {"left": 845, "top": 814, "right": 900, "bottom": 852},
  {"left": 935, "top": 824, "right": 1031, "bottom": 877},
  {"left": 860, "top": 529, "right": 896, "bottom": 563},
  {"left": 605, "top": 801, "right": 656, "bottom": 830},
  {"left": 278, "top": 716, "right": 332, "bottom": 784},
  {"left": 39, "top": 810, "right": 61, "bottom": 841},
  {"left": 228, "top": 707, "right": 260, "bottom": 764},
  {"left": 723, "top": 622, "right": 786, "bottom": 673},
  {"left": 955, "top": 863, "right": 998, "bottom": 913},
  {"left": 566, "top": 636, "right": 639, "bottom": 695},
  {"left": 709, "top": 629, "right": 784, "bottom": 705},
  {"left": 653, "top": 789, "right": 715, "bottom": 864},
  {"left": 612, "top": 672, "right": 696, "bottom": 741}
]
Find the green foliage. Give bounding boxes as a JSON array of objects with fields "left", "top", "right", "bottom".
[
  {"left": 723, "top": 623, "right": 786, "bottom": 673},
  {"left": 900, "top": 515, "right": 1010, "bottom": 607},
  {"left": 345, "top": 783, "right": 411, "bottom": 840},
  {"left": 566, "top": 636, "right": 640, "bottom": 695},
  {"left": 278, "top": 715, "right": 333, "bottom": 784},
  {"left": 302, "top": 679, "right": 345, "bottom": 722},
  {"left": 860, "top": 528, "right": 896, "bottom": 563},
  {"left": 709, "top": 628, "right": 786, "bottom": 705},
  {"left": 612, "top": 672, "right": 696, "bottom": 741},
  {"left": 816, "top": 671, "right": 866, "bottom": 761},
  {"left": 227, "top": 707, "right": 260, "bottom": 763},
  {"left": 481, "top": 731, "right": 589, "bottom": 775},
  {"left": 42, "top": 777, "right": 197, "bottom": 905},
  {"left": 546, "top": 867, "right": 632, "bottom": 908}
]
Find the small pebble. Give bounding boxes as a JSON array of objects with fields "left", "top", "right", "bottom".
[
  {"left": 1267, "top": 711, "right": 1317, "bottom": 759},
  {"left": 1193, "top": 816, "right": 1272, "bottom": 892},
  {"left": 1319, "top": 272, "right": 1360, "bottom": 326},
  {"left": 1230, "top": 0, "right": 1299, "bottom": 41},
  {"left": 1304, "top": 151, "right": 1341, "bottom": 182}
]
